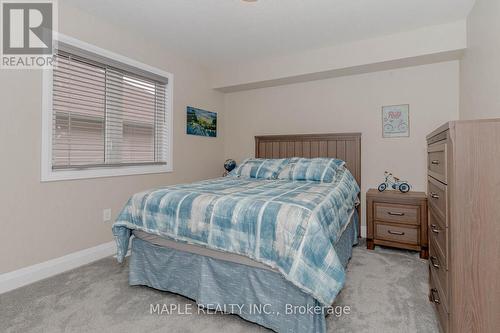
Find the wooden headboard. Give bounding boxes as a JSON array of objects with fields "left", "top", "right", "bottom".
[
  {"left": 255, "top": 133, "right": 361, "bottom": 187},
  {"left": 255, "top": 133, "right": 362, "bottom": 235}
]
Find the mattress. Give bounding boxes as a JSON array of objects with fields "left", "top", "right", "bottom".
[
  {"left": 132, "top": 208, "right": 356, "bottom": 273},
  {"left": 133, "top": 229, "right": 272, "bottom": 271}
]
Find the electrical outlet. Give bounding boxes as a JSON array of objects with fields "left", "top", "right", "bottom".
[{"left": 103, "top": 208, "right": 112, "bottom": 222}]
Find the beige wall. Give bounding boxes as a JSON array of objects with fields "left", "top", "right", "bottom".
[
  {"left": 224, "top": 61, "right": 460, "bottom": 233},
  {"left": 460, "top": 0, "right": 500, "bottom": 119},
  {"left": 0, "top": 3, "right": 224, "bottom": 273}
]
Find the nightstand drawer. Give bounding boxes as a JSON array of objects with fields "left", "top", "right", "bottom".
[
  {"left": 375, "top": 222, "right": 419, "bottom": 245},
  {"left": 428, "top": 177, "right": 447, "bottom": 223},
  {"left": 366, "top": 188, "right": 427, "bottom": 258},
  {"left": 428, "top": 143, "right": 447, "bottom": 184},
  {"left": 374, "top": 203, "right": 419, "bottom": 225}
]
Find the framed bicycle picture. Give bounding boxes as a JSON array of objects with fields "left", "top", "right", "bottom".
[{"left": 382, "top": 104, "right": 410, "bottom": 138}]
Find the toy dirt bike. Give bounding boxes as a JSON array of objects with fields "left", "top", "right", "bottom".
[{"left": 378, "top": 171, "right": 411, "bottom": 193}]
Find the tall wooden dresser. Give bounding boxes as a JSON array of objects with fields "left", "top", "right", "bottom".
[{"left": 427, "top": 120, "right": 500, "bottom": 333}]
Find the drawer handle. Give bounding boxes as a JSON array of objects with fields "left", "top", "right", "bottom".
[
  {"left": 430, "top": 256, "right": 440, "bottom": 269},
  {"left": 430, "top": 224, "right": 441, "bottom": 233},
  {"left": 430, "top": 192, "right": 440, "bottom": 199},
  {"left": 388, "top": 230, "right": 405, "bottom": 236},
  {"left": 387, "top": 211, "right": 405, "bottom": 216},
  {"left": 430, "top": 288, "right": 441, "bottom": 304},
  {"left": 431, "top": 160, "right": 440, "bottom": 165}
]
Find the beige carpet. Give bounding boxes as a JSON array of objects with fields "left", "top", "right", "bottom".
[{"left": 0, "top": 241, "right": 439, "bottom": 333}]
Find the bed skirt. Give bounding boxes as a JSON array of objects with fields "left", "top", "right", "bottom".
[{"left": 129, "top": 211, "right": 358, "bottom": 333}]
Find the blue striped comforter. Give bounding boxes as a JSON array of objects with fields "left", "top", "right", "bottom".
[{"left": 113, "top": 167, "right": 360, "bottom": 305}]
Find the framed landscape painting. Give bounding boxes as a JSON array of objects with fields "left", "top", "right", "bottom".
[
  {"left": 186, "top": 106, "right": 217, "bottom": 138},
  {"left": 382, "top": 104, "right": 410, "bottom": 138}
]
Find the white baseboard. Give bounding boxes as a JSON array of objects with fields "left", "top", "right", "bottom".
[
  {"left": 1, "top": 222, "right": 362, "bottom": 294},
  {"left": 0, "top": 241, "right": 116, "bottom": 294}
]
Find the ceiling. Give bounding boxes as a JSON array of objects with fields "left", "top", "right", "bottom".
[{"left": 66, "top": 0, "right": 475, "bottom": 69}]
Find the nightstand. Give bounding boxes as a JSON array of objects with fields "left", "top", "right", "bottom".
[{"left": 366, "top": 189, "right": 428, "bottom": 259}]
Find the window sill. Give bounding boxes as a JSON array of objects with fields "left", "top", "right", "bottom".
[{"left": 41, "top": 164, "right": 173, "bottom": 182}]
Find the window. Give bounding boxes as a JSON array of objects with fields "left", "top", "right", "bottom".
[{"left": 42, "top": 36, "right": 173, "bottom": 181}]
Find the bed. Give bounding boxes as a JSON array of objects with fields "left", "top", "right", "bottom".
[{"left": 113, "top": 133, "right": 361, "bottom": 333}]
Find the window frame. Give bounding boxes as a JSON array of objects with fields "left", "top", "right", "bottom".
[{"left": 42, "top": 34, "right": 173, "bottom": 182}]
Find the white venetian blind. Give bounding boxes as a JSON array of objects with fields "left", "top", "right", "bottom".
[{"left": 52, "top": 49, "right": 168, "bottom": 170}]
